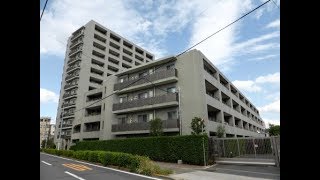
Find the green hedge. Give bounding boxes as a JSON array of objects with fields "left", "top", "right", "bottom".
[
  {"left": 42, "top": 149, "right": 171, "bottom": 175},
  {"left": 70, "top": 135, "right": 208, "bottom": 165}
]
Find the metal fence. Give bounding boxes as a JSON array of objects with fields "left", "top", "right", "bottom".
[{"left": 209, "top": 136, "right": 280, "bottom": 167}]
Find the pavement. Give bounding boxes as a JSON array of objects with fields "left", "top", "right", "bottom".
[
  {"left": 40, "top": 153, "right": 161, "bottom": 180},
  {"left": 155, "top": 162, "right": 280, "bottom": 180}
]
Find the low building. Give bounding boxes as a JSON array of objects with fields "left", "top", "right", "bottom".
[{"left": 70, "top": 49, "right": 266, "bottom": 143}]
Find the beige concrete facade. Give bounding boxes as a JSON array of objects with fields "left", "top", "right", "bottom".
[
  {"left": 69, "top": 50, "right": 266, "bottom": 143},
  {"left": 40, "top": 117, "right": 51, "bottom": 147}
]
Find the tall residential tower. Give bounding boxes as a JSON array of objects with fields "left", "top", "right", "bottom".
[{"left": 54, "top": 20, "right": 154, "bottom": 149}]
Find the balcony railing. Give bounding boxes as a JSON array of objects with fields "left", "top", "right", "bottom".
[
  {"left": 70, "top": 37, "right": 83, "bottom": 49},
  {"left": 69, "top": 46, "right": 83, "bottom": 56},
  {"left": 71, "top": 29, "right": 84, "bottom": 41},
  {"left": 113, "top": 93, "right": 178, "bottom": 111},
  {"left": 85, "top": 112, "right": 101, "bottom": 117},
  {"left": 62, "top": 102, "right": 76, "bottom": 108},
  {"left": 62, "top": 112, "right": 75, "bottom": 117},
  {"left": 112, "top": 119, "right": 179, "bottom": 132},
  {"left": 86, "top": 97, "right": 102, "bottom": 102},
  {"left": 63, "top": 93, "right": 77, "bottom": 98},
  {"left": 65, "top": 74, "right": 79, "bottom": 81},
  {"left": 68, "top": 54, "right": 81, "bottom": 64},
  {"left": 83, "top": 128, "right": 100, "bottom": 132},
  {"left": 114, "top": 68, "right": 177, "bottom": 91},
  {"left": 62, "top": 124, "right": 72, "bottom": 128},
  {"left": 66, "top": 64, "right": 80, "bottom": 72},
  {"left": 64, "top": 83, "right": 78, "bottom": 90}
]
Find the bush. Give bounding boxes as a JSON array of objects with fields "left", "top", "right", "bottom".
[
  {"left": 42, "top": 149, "right": 171, "bottom": 176},
  {"left": 70, "top": 135, "right": 208, "bottom": 165}
]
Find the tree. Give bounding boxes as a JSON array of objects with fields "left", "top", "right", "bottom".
[
  {"left": 41, "top": 137, "right": 56, "bottom": 149},
  {"left": 190, "top": 117, "right": 205, "bottom": 135},
  {"left": 149, "top": 118, "right": 163, "bottom": 136},
  {"left": 268, "top": 124, "right": 280, "bottom": 136},
  {"left": 216, "top": 125, "right": 225, "bottom": 138}
]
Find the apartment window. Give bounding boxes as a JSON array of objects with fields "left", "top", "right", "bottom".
[
  {"left": 149, "top": 113, "right": 154, "bottom": 121},
  {"left": 167, "top": 87, "right": 176, "bottom": 93},
  {"left": 118, "top": 117, "right": 127, "bottom": 124},
  {"left": 119, "top": 96, "right": 127, "bottom": 103},
  {"left": 149, "top": 90, "right": 154, "bottom": 97},
  {"left": 138, "top": 114, "right": 148, "bottom": 123},
  {"left": 167, "top": 64, "right": 175, "bottom": 70},
  {"left": 168, "top": 111, "right": 177, "bottom": 120},
  {"left": 138, "top": 92, "right": 148, "bottom": 99}
]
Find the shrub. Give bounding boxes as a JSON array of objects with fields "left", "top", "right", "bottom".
[
  {"left": 70, "top": 135, "right": 208, "bottom": 165},
  {"left": 42, "top": 149, "right": 171, "bottom": 176}
]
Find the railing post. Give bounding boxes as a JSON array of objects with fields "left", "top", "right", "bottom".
[
  {"left": 253, "top": 138, "right": 257, "bottom": 158},
  {"left": 236, "top": 138, "right": 241, "bottom": 157}
]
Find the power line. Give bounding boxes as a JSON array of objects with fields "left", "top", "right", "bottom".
[
  {"left": 271, "top": 0, "right": 280, "bottom": 9},
  {"left": 176, "top": 0, "right": 272, "bottom": 57},
  {"left": 40, "top": 0, "right": 49, "bottom": 21}
]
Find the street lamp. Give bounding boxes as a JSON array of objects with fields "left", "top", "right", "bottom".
[{"left": 200, "top": 118, "right": 206, "bottom": 166}]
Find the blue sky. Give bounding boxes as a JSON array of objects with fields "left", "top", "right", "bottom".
[{"left": 40, "top": 0, "right": 280, "bottom": 127}]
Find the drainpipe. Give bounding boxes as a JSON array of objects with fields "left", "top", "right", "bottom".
[{"left": 178, "top": 87, "right": 182, "bottom": 135}]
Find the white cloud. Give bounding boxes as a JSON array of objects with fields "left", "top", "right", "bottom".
[
  {"left": 263, "top": 118, "right": 280, "bottom": 128},
  {"left": 258, "top": 99, "right": 280, "bottom": 113},
  {"left": 232, "top": 72, "right": 280, "bottom": 93},
  {"left": 40, "top": 0, "right": 167, "bottom": 58},
  {"left": 249, "top": 54, "right": 279, "bottom": 61},
  {"left": 40, "top": 88, "right": 59, "bottom": 104},
  {"left": 232, "top": 80, "right": 262, "bottom": 92},
  {"left": 256, "top": 72, "right": 280, "bottom": 83},
  {"left": 266, "top": 19, "right": 280, "bottom": 29},
  {"left": 265, "top": 91, "right": 280, "bottom": 101}
]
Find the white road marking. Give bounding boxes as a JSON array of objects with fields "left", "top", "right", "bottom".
[
  {"left": 41, "top": 153, "right": 162, "bottom": 180},
  {"left": 41, "top": 161, "right": 52, "bottom": 166},
  {"left": 65, "top": 171, "right": 86, "bottom": 180},
  {"left": 216, "top": 167, "right": 280, "bottom": 176}
]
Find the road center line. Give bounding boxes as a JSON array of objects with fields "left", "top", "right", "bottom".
[
  {"left": 41, "top": 161, "right": 52, "bottom": 166},
  {"left": 65, "top": 171, "right": 86, "bottom": 180}
]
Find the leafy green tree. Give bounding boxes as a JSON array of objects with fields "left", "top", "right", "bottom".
[
  {"left": 191, "top": 117, "right": 205, "bottom": 135},
  {"left": 268, "top": 124, "right": 280, "bottom": 136},
  {"left": 216, "top": 125, "right": 225, "bottom": 138},
  {"left": 149, "top": 118, "right": 163, "bottom": 136},
  {"left": 41, "top": 137, "right": 56, "bottom": 149}
]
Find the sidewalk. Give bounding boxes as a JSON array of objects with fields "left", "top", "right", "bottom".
[{"left": 155, "top": 161, "right": 280, "bottom": 180}]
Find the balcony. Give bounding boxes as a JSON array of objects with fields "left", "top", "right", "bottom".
[
  {"left": 64, "top": 83, "right": 78, "bottom": 90},
  {"left": 70, "top": 37, "right": 83, "bottom": 49},
  {"left": 65, "top": 74, "right": 79, "bottom": 81},
  {"left": 66, "top": 64, "right": 80, "bottom": 72},
  {"left": 114, "top": 68, "right": 178, "bottom": 92},
  {"left": 63, "top": 93, "right": 77, "bottom": 99},
  {"left": 62, "top": 102, "right": 76, "bottom": 108},
  {"left": 71, "top": 29, "right": 84, "bottom": 41},
  {"left": 67, "top": 54, "right": 81, "bottom": 64},
  {"left": 62, "top": 111, "right": 75, "bottom": 117},
  {"left": 113, "top": 93, "right": 178, "bottom": 113},
  {"left": 69, "top": 46, "right": 83, "bottom": 57},
  {"left": 62, "top": 124, "right": 72, "bottom": 128},
  {"left": 112, "top": 119, "right": 179, "bottom": 133}
]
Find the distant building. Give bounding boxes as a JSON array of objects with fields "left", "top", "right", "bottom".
[{"left": 40, "top": 117, "right": 51, "bottom": 147}]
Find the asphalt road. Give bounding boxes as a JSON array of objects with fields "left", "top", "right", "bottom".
[
  {"left": 205, "top": 164, "right": 280, "bottom": 179},
  {"left": 40, "top": 153, "right": 161, "bottom": 180}
]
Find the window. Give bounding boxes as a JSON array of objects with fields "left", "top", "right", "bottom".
[
  {"left": 149, "top": 90, "right": 153, "bottom": 97},
  {"left": 138, "top": 114, "right": 148, "bottom": 123},
  {"left": 168, "top": 111, "right": 177, "bottom": 120},
  {"left": 167, "top": 64, "right": 175, "bottom": 70},
  {"left": 119, "top": 96, "right": 127, "bottom": 103},
  {"left": 118, "top": 117, "right": 127, "bottom": 124},
  {"left": 119, "top": 78, "right": 124, "bottom": 83},
  {"left": 138, "top": 92, "right": 148, "bottom": 99},
  {"left": 149, "top": 113, "right": 154, "bottom": 121},
  {"left": 167, "top": 87, "right": 176, "bottom": 93}
]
